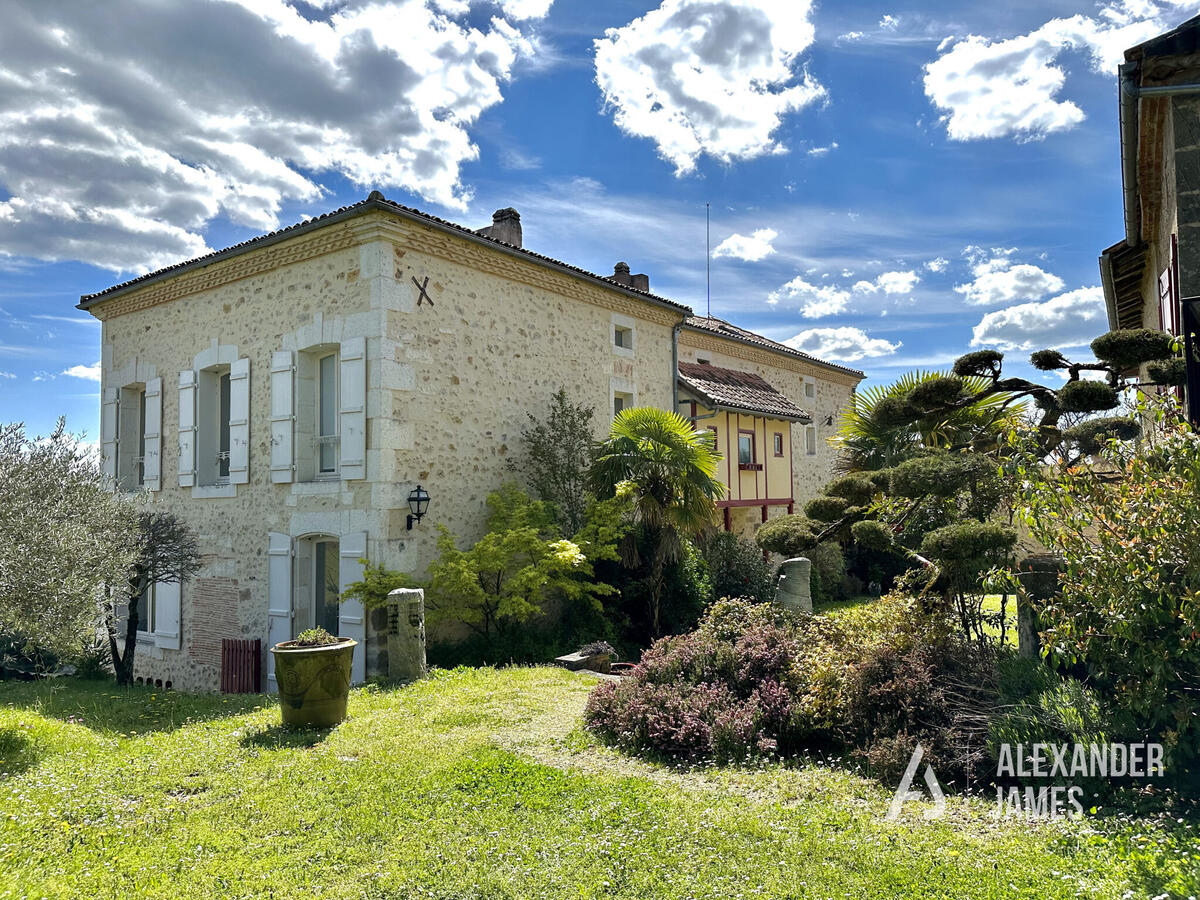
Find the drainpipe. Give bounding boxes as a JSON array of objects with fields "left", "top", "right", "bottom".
[
  {"left": 671, "top": 320, "right": 683, "bottom": 415},
  {"left": 1119, "top": 62, "right": 1141, "bottom": 245}
]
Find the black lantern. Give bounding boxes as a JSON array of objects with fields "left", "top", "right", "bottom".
[{"left": 407, "top": 484, "right": 431, "bottom": 530}]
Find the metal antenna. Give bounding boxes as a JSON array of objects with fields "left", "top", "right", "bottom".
[{"left": 706, "top": 202, "right": 711, "bottom": 318}]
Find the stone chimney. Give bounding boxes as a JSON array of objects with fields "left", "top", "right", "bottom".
[
  {"left": 477, "top": 207, "right": 522, "bottom": 247},
  {"left": 610, "top": 261, "right": 649, "bottom": 291}
]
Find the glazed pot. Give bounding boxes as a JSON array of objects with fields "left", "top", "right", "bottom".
[{"left": 270, "top": 638, "right": 357, "bottom": 728}]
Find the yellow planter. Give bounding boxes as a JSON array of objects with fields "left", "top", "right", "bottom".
[{"left": 270, "top": 639, "right": 357, "bottom": 728}]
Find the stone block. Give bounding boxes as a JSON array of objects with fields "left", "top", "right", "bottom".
[{"left": 775, "top": 557, "right": 813, "bottom": 614}]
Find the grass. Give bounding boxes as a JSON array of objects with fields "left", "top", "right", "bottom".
[{"left": 0, "top": 669, "right": 1197, "bottom": 899}]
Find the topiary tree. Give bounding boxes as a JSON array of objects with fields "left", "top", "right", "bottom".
[{"left": 757, "top": 327, "right": 1183, "bottom": 638}]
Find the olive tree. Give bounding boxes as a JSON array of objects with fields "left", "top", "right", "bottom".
[{"left": 0, "top": 420, "right": 138, "bottom": 663}]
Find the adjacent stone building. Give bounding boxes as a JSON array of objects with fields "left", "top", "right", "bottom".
[
  {"left": 81, "top": 193, "right": 863, "bottom": 691},
  {"left": 1100, "top": 14, "right": 1200, "bottom": 338}
]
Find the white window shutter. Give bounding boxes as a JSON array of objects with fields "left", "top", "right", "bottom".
[
  {"left": 228, "top": 357, "right": 250, "bottom": 484},
  {"left": 155, "top": 581, "right": 182, "bottom": 650},
  {"left": 338, "top": 532, "right": 367, "bottom": 684},
  {"left": 101, "top": 387, "right": 118, "bottom": 481},
  {"left": 339, "top": 337, "right": 366, "bottom": 480},
  {"left": 266, "top": 532, "right": 293, "bottom": 690},
  {"left": 143, "top": 377, "right": 162, "bottom": 491},
  {"left": 270, "top": 350, "right": 295, "bottom": 483},
  {"left": 178, "top": 370, "right": 197, "bottom": 487}
]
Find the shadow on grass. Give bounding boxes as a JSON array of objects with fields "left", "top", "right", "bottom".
[
  {"left": 0, "top": 728, "right": 39, "bottom": 777},
  {"left": 238, "top": 723, "right": 332, "bottom": 751},
  {"left": 0, "top": 677, "right": 269, "bottom": 737}
]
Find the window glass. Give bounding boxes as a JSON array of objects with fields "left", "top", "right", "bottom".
[
  {"left": 613, "top": 395, "right": 625, "bottom": 414},
  {"left": 738, "top": 433, "right": 753, "bottom": 464},
  {"left": 614, "top": 326, "right": 632, "bottom": 349},
  {"left": 134, "top": 582, "right": 155, "bottom": 634},
  {"left": 806, "top": 426, "right": 817, "bottom": 456},
  {"left": 314, "top": 541, "right": 340, "bottom": 635},
  {"left": 137, "top": 389, "right": 147, "bottom": 486},
  {"left": 218, "top": 371, "right": 231, "bottom": 478},
  {"left": 773, "top": 432, "right": 783, "bottom": 456},
  {"left": 804, "top": 381, "right": 816, "bottom": 399},
  {"left": 318, "top": 353, "right": 338, "bottom": 473}
]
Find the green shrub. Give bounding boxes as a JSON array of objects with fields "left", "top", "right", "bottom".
[
  {"left": 755, "top": 515, "right": 819, "bottom": 557},
  {"left": 1147, "top": 357, "right": 1187, "bottom": 386},
  {"left": 807, "top": 542, "right": 847, "bottom": 606},
  {"left": 952, "top": 350, "right": 1003, "bottom": 378},
  {"left": 825, "top": 475, "right": 876, "bottom": 506},
  {"left": 1029, "top": 349, "right": 1069, "bottom": 371},
  {"left": 1061, "top": 416, "right": 1142, "bottom": 455},
  {"left": 804, "top": 496, "right": 849, "bottom": 523},
  {"left": 1057, "top": 379, "right": 1119, "bottom": 413},
  {"left": 1090, "top": 328, "right": 1174, "bottom": 372},
  {"left": 908, "top": 375, "right": 964, "bottom": 411},
  {"left": 703, "top": 532, "right": 774, "bottom": 604},
  {"left": 293, "top": 627, "right": 340, "bottom": 647}
]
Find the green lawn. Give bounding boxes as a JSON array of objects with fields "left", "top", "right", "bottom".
[{"left": 1, "top": 669, "right": 1196, "bottom": 899}]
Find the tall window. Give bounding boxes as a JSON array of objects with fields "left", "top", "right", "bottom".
[
  {"left": 117, "top": 384, "right": 147, "bottom": 491},
  {"left": 806, "top": 425, "right": 817, "bottom": 456},
  {"left": 134, "top": 582, "right": 156, "bottom": 634},
  {"left": 317, "top": 352, "right": 339, "bottom": 475},
  {"left": 137, "top": 390, "right": 147, "bottom": 487},
  {"left": 313, "top": 539, "right": 340, "bottom": 636},
  {"left": 773, "top": 432, "right": 784, "bottom": 457},
  {"left": 217, "top": 371, "right": 231, "bottom": 480}
]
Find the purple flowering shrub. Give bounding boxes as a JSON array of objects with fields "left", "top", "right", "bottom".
[{"left": 585, "top": 596, "right": 1000, "bottom": 778}]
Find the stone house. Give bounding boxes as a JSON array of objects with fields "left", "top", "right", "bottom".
[
  {"left": 81, "top": 193, "right": 863, "bottom": 692},
  {"left": 1100, "top": 14, "right": 1200, "bottom": 341}
]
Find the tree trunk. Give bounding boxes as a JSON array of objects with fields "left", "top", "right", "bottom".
[
  {"left": 113, "top": 574, "right": 147, "bottom": 686},
  {"left": 649, "top": 540, "right": 667, "bottom": 638}
]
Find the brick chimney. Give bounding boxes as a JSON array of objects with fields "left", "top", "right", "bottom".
[
  {"left": 477, "top": 207, "right": 522, "bottom": 247},
  {"left": 610, "top": 262, "right": 649, "bottom": 291}
]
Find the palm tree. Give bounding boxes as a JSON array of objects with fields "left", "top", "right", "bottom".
[
  {"left": 588, "top": 407, "right": 724, "bottom": 636},
  {"left": 834, "top": 370, "right": 1023, "bottom": 473}
]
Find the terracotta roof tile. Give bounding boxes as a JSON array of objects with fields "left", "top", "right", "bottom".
[
  {"left": 678, "top": 361, "right": 811, "bottom": 421},
  {"left": 683, "top": 316, "right": 865, "bottom": 379},
  {"left": 78, "top": 193, "right": 690, "bottom": 314}
]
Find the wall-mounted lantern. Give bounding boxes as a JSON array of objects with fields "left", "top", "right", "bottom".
[{"left": 407, "top": 484, "right": 431, "bottom": 530}]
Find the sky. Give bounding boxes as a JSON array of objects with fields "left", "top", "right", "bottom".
[{"left": 2, "top": 0, "right": 1198, "bottom": 439}]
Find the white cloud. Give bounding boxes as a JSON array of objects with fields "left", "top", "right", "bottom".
[
  {"left": 879, "top": 14, "right": 899, "bottom": 30},
  {"left": 594, "top": 0, "right": 826, "bottom": 176},
  {"left": 970, "top": 286, "right": 1107, "bottom": 350},
  {"left": 785, "top": 326, "right": 901, "bottom": 362},
  {"left": 925, "top": 256, "right": 948, "bottom": 273},
  {"left": 768, "top": 275, "right": 850, "bottom": 318},
  {"left": 955, "top": 254, "right": 1064, "bottom": 306},
  {"left": 808, "top": 141, "right": 838, "bottom": 156},
  {"left": 0, "top": 371, "right": 14, "bottom": 379},
  {"left": 853, "top": 270, "right": 920, "bottom": 295},
  {"left": 712, "top": 228, "right": 778, "bottom": 262},
  {"left": 838, "top": 30, "right": 865, "bottom": 42},
  {"left": 924, "top": 1, "right": 1193, "bottom": 141},
  {"left": 62, "top": 361, "right": 101, "bottom": 381},
  {"left": 0, "top": 0, "right": 551, "bottom": 272}
]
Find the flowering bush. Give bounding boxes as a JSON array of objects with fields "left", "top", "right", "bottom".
[{"left": 585, "top": 596, "right": 999, "bottom": 778}]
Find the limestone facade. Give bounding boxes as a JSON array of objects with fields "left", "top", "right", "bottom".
[{"left": 84, "top": 197, "right": 863, "bottom": 691}]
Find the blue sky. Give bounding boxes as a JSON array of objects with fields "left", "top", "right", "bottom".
[{"left": 2, "top": 0, "right": 1197, "bottom": 438}]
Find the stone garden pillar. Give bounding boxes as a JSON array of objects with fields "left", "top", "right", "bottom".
[
  {"left": 386, "top": 588, "right": 427, "bottom": 681},
  {"left": 775, "top": 558, "right": 813, "bottom": 614},
  {"left": 1015, "top": 554, "right": 1063, "bottom": 660}
]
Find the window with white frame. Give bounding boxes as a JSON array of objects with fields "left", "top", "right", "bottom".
[
  {"left": 134, "top": 581, "right": 157, "bottom": 634},
  {"left": 116, "top": 384, "right": 147, "bottom": 490},
  {"left": 196, "top": 365, "right": 232, "bottom": 486},
  {"left": 614, "top": 325, "right": 632, "bottom": 349},
  {"left": 804, "top": 379, "right": 816, "bottom": 401},
  {"left": 178, "top": 345, "right": 248, "bottom": 491},
  {"left": 103, "top": 368, "right": 161, "bottom": 493},
  {"left": 317, "top": 351, "right": 339, "bottom": 475},
  {"left": 125, "top": 579, "right": 182, "bottom": 650},
  {"left": 270, "top": 336, "right": 366, "bottom": 484},
  {"left": 611, "top": 314, "right": 635, "bottom": 358},
  {"left": 613, "top": 390, "right": 633, "bottom": 416},
  {"left": 805, "top": 424, "right": 818, "bottom": 456}
]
